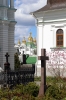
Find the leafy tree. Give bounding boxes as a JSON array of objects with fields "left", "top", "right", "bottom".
[{"left": 14, "top": 53, "right": 20, "bottom": 70}]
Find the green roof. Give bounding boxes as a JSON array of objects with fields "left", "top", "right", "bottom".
[
  {"left": 26, "top": 42, "right": 34, "bottom": 45},
  {"left": 26, "top": 42, "right": 36, "bottom": 48},
  {"left": 26, "top": 56, "right": 37, "bottom": 64}
]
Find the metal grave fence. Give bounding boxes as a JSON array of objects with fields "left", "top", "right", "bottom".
[{"left": 0, "top": 64, "right": 35, "bottom": 86}]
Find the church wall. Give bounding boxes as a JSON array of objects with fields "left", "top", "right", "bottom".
[
  {"left": 36, "top": 22, "right": 66, "bottom": 76},
  {"left": 34, "top": 4, "right": 66, "bottom": 76},
  {"left": 43, "top": 25, "right": 53, "bottom": 51},
  {"left": 43, "top": 23, "right": 66, "bottom": 50}
]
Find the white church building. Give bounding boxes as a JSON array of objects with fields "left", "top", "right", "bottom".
[
  {"left": 14, "top": 33, "right": 37, "bottom": 63},
  {"left": 32, "top": 0, "right": 66, "bottom": 76},
  {"left": 14, "top": 33, "right": 37, "bottom": 55},
  {"left": 0, "top": 0, "right": 16, "bottom": 70}
]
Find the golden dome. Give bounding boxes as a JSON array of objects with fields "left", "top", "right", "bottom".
[
  {"left": 18, "top": 39, "right": 21, "bottom": 45},
  {"left": 33, "top": 38, "right": 36, "bottom": 43},
  {"left": 28, "top": 32, "right": 33, "bottom": 42},
  {"left": 22, "top": 37, "right": 26, "bottom": 44}
]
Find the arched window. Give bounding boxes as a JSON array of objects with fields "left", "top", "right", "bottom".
[{"left": 56, "top": 29, "right": 63, "bottom": 47}]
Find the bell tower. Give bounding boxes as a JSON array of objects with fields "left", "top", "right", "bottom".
[{"left": 0, "top": 0, "right": 16, "bottom": 70}]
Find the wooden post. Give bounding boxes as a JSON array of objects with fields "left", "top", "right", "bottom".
[{"left": 38, "top": 49, "right": 49, "bottom": 96}]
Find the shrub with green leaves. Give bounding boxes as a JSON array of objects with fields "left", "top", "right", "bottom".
[
  {"left": 45, "top": 84, "right": 66, "bottom": 100},
  {"left": 24, "top": 82, "right": 39, "bottom": 97}
]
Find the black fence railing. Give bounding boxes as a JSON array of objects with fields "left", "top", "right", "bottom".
[{"left": 0, "top": 64, "right": 35, "bottom": 86}]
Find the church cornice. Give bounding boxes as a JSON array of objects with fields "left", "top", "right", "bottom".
[
  {"left": 8, "top": 8, "right": 17, "bottom": 11},
  {"left": 0, "top": 20, "right": 10, "bottom": 25},
  {"left": 10, "top": 21, "right": 17, "bottom": 24},
  {"left": 0, "top": 6, "right": 8, "bottom": 9},
  {"left": 50, "top": 47, "right": 66, "bottom": 51},
  {"left": 0, "top": 19, "right": 9, "bottom": 22},
  {"left": 0, "top": 6, "right": 17, "bottom": 11},
  {"left": 0, "top": 19, "right": 17, "bottom": 24}
]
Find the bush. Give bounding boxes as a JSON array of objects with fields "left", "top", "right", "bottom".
[
  {"left": 14, "top": 53, "right": 20, "bottom": 70},
  {"left": 45, "top": 85, "right": 59, "bottom": 99},
  {"left": 45, "top": 84, "right": 66, "bottom": 100},
  {"left": 24, "top": 82, "right": 39, "bottom": 97},
  {"left": 1, "top": 97, "right": 7, "bottom": 100},
  {"left": 0, "top": 79, "right": 66, "bottom": 100}
]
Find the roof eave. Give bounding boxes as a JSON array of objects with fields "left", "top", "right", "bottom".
[{"left": 32, "top": 7, "right": 66, "bottom": 15}]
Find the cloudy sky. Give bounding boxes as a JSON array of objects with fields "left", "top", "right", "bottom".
[{"left": 14, "top": 0, "right": 47, "bottom": 43}]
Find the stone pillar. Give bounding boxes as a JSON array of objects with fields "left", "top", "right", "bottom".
[
  {"left": 3, "top": 0, "right": 6, "bottom": 6},
  {"left": 8, "top": 22, "right": 15, "bottom": 70},
  {"left": 6, "top": 0, "right": 9, "bottom": 7},
  {"left": 0, "top": 22, "right": 9, "bottom": 69},
  {"left": 10, "top": 0, "right": 14, "bottom": 8},
  {"left": 0, "top": 0, "right": 2, "bottom": 5}
]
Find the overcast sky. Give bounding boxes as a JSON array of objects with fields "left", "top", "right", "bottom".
[{"left": 14, "top": 0, "right": 47, "bottom": 43}]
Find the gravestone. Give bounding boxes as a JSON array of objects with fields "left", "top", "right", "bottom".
[
  {"left": 4, "top": 53, "right": 10, "bottom": 72},
  {"left": 38, "top": 49, "right": 49, "bottom": 96}
]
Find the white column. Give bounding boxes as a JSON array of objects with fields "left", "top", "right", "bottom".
[
  {"left": 64, "top": 27, "right": 66, "bottom": 47},
  {"left": 37, "top": 24, "right": 43, "bottom": 67},
  {"left": 10, "top": 0, "right": 14, "bottom": 8}
]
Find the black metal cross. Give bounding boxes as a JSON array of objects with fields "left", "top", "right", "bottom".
[
  {"left": 5, "top": 52, "right": 9, "bottom": 63},
  {"left": 38, "top": 49, "right": 49, "bottom": 96}
]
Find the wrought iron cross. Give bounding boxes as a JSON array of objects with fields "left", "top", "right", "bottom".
[
  {"left": 5, "top": 52, "right": 9, "bottom": 63},
  {"left": 38, "top": 49, "right": 49, "bottom": 96}
]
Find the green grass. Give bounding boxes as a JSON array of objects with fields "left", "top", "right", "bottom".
[
  {"left": 34, "top": 76, "right": 66, "bottom": 84},
  {"left": 34, "top": 76, "right": 41, "bottom": 81}
]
